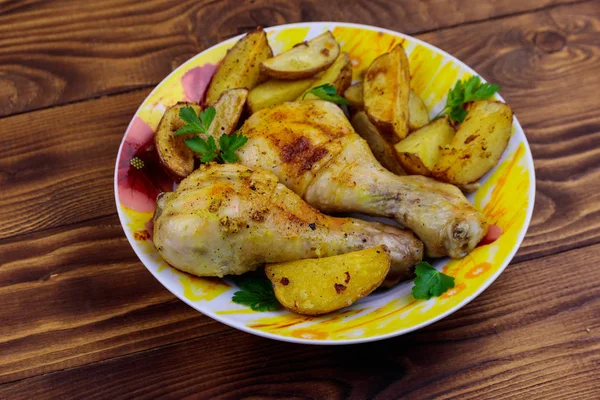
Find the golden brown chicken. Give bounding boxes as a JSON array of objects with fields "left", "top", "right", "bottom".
[
  {"left": 236, "top": 100, "right": 488, "bottom": 258},
  {"left": 153, "top": 163, "right": 423, "bottom": 283}
]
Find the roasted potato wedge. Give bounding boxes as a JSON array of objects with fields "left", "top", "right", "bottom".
[
  {"left": 266, "top": 246, "right": 390, "bottom": 316},
  {"left": 344, "top": 82, "right": 364, "bottom": 109},
  {"left": 393, "top": 117, "right": 455, "bottom": 176},
  {"left": 205, "top": 28, "right": 272, "bottom": 106},
  {"left": 260, "top": 31, "right": 339, "bottom": 80},
  {"left": 433, "top": 100, "right": 513, "bottom": 184},
  {"left": 351, "top": 111, "right": 406, "bottom": 175},
  {"left": 346, "top": 81, "right": 429, "bottom": 130},
  {"left": 248, "top": 78, "right": 314, "bottom": 113},
  {"left": 206, "top": 88, "right": 248, "bottom": 140},
  {"left": 298, "top": 52, "right": 352, "bottom": 100},
  {"left": 155, "top": 102, "right": 201, "bottom": 180},
  {"left": 363, "top": 44, "right": 410, "bottom": 143},
  {"left": 408, "top": 90, "right": 429, "bottom": 131}
]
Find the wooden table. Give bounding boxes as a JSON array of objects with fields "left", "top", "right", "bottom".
[{"left": 1, "top": 0, "right": 599, "bottom": 398}]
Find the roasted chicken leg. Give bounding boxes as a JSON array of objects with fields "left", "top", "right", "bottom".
[
  {"left": 237, "top": 100, "right": 488, "bottom": 258},
  {"left": 153, "top": 163, "right": 423, "bottom": 283}
]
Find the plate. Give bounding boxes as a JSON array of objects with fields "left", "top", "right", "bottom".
[{"left": 114, "top": 22, "right": 535, "bottom": 344}]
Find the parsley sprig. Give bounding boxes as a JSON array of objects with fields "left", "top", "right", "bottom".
[
  {"left": 411, "top": 262, "right": 455, "bottom": 300},
  {"left": 232, "top": 275, "right": 280, "bottom": 312},
  {"left": 303, "top": 84, "right": 349, "bottom": 105},
  {"left": 174, "top": 105, "right": 247, "bottom": 163},
  {"left": 435, "top": 76, "right": 501, "bottom": 123}
]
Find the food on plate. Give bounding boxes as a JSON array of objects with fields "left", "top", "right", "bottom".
[
  {"left": 408, "top": 90, "right": 430, "bottom": 131},
  {"left": 345, "top": 82, "right": 430, "bottom": 131},
  {"left": 150, "top": 28, "right": 514, "bottom": 313},
  {"left": 155, "top": 102, "right": 200, "bottom": 180},
  {"left": 266, "top": 246, "right": 390, "bottom": 315},
  {"left": 260, "top": 31, "right": 340, "bottom": 80},
  {"left": 434, "top": 75, "right": 501, "bottom": 123},
  {"left": 433, "top": 100, "right": 513, "bottom": 184},
  {"left": 343, "top": 82, "right": 364, "bottom": 109},
  {"left": 298, "top": 52, "right": 352, "bottom": 100},
  {"left": 206, "top": 88, "right": 248, "bottom": 138},
  {"left": 351, "top": 111, "right": 405, "bottom": 175},
  {"left": 393, "top": 117, "right": 455, "bottom": 176},
  {"left": 248, "top": 78, "right": 314, "bottom": 113},
  {"left": 363, "top": 44, "right": 410, "bottom": 142},
  {"left": 205, "top": 28, "right": 272, "bottom": 106},
  {"left": 236, "top": 100, "right": 487, "bottom": 258},
  {"left": 153, "top": 163, "right": 423, "bottom": 280}
]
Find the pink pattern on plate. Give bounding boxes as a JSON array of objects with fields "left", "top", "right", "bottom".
[
  {"left": 117, "top": 117, "right": 175, "bottom": 213},
  {"left": 181, "top": 63, "right": 218, "bottom": 103}
]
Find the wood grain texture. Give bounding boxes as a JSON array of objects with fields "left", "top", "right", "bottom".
[
  {"left": 0, "top": 88, "right": 151, "bottom": 240},
  {"left": 1, "top": 242, "right": 598, "bottom": 399},
  {"left": 1, "top": 0, "right": 599, "bottom": 397},
  {"left": 0, "top": 214, "right": 225, "bottom": 384},
  {"left": 0, "top": 0, "right": 580, "bottom": 117}
]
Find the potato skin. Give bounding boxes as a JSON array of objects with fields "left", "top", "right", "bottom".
[
  {"left": 432, "top": 100, "right": 513, "bottom": 185},
  {"left": 351, "top": 111, "right": 406, "bottom": 175},
  {"left": 155, "top": 102, "right": 200, "bottom": 180},
  {"left": 265, "top": 246, "right": 390, "bottom": 316},
  {"left": 393, "top": 116, "right": 455, "bottom": 176},
  {"left": 206, "top": 88, "right": 248, "bottom": 139},
  {"left": 260, "top": 31, "right": 339, "bottom": 80},
  {"left": 205, "top": 28, "right": 272, "bottom": 106},
  {"left": 363, "top": 44, "right": 411, "bottom": 143}
]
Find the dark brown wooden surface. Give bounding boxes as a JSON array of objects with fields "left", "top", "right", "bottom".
[{"left": 1, "top": 0, "right": 599, "bottom": 398}]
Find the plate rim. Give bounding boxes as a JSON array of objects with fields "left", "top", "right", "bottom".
[{"left": 113, "top": 21, "right": 536, "bottom": 345}]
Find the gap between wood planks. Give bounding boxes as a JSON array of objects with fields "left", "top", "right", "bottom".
[{"left": 0, "top": 0, "right": 593, "bottom": 121}]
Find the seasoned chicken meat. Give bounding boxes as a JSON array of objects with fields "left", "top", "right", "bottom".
[
  {"left": 153, "top": 163, "right": 423, "bottom": 283},
  {"left": 237, "top": 100, "right": 488, "bottom": 258}
]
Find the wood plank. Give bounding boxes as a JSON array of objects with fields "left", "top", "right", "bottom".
[
  {"left": 0, "top": 88, "right": 151, "bottom": 240},
  {"left": 1, "top": 1, "right": 599, "bottom": 256},
  {"left": 0, "top": 214, "right": 227, "bottom": 384},
  {"left": 0, "top": 0, "right": 580, "bottom": 117},
  {"left": 1, "top": 242, "right": 597, "bottom": 398}
]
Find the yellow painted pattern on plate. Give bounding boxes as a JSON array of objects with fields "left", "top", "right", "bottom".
[{"left": 268, "top": 27, "right": 311, "bottom": 54}]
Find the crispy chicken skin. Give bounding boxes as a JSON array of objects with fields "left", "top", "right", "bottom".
[
  {"left": 237, "top": 100, "right": 488, "bottom": 258},
  {"left": 153, "top": 163, "right": 423, "bottom": 282}
]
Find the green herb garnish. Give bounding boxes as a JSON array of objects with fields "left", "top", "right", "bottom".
[
  {"left": 303, "top": 84, "right": 350, "bottom": 105},
  {"left": 435, "top": 76, "right": 501, "bottom": 123},
  {"left": 174, "top": 105, "right": 247, "bottom": 163},
  {"left": 232, "top": 276, "right": 280, "bottom": 312},
  {"left": 411, "top": 261, "right": 455, "bottom": 300}
]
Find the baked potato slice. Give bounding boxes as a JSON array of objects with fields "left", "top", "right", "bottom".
[
  {"left": 248, "top": 78, "right": 314, "bottom": 113},
  {"left": 351, "top": 111, "right": 406, "bottom": 175},
  {"left": 346, "top": 81, "right": 429, "bottom": 131},
  {"left": 432, "top": 100, "right": 513, "bottom": 184},
  {"left": 260, "top": 31, "right": 339, "bottom": 80},
  {"left": 265, "top": 246, "right": 390, "bottom": 316},
  {"left": 205, "top": 28, "right": 272, "bottom": 106},
  {"left": 408, "top": 90, "right": 430, "bottom": 131},
  {"left": 363, "top": 44, "right": 410, "bottom": 143},
  {"left": 155, "top": 102, "right": 201, "bottom": 180},
  {"left": 298, "top": 52, "right": 352, "bottom": 100},
  {"left": 206, "top": 88, "right": 248, "bottom": 140},
  {"left": 393, "top": 117, "right": 455, "bottom": 176},
  {"left": 344, "top": 82, "right": 364, "bottom": 109}
]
